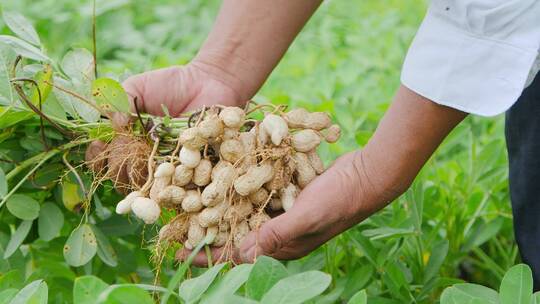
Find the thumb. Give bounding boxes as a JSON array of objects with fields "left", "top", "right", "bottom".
[
  {"left": 122, "top": 66, "right": 188, "bottom": 117},
  {"left": 122, "top": 71, "right": 149, "bottom": 114},
  {"left": 238, "top": 152, "right": 364, "bottom": 263},
  {"left": 238, "top": 205, "right": 313, "bottom": 262},
  {"left": 238, "top": 218, "right": 284, "bottom": 263}
]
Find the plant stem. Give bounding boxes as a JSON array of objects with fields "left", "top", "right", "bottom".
[
  {"left": 92, "top": 0, "right": 98, "bottom": 78},
  {"left": 1, "top": 138, "right": 95, "bottom": 208},
  {"left": 4, "top": 103, "right": 80, "bottom": 129},
  {"left": 205, "top": 245, "right": 213, "bottom": 267},
  {"left": 62, "top": 151, "right": 88, "bottom": 199}
]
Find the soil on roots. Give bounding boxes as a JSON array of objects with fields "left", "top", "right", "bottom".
[{"left": 87, "top": 134, "right": 151, "bottom": 194}]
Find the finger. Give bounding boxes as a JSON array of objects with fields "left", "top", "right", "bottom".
[
  {"left": 239, "top": 177, "right": 337, "bottom": 261},
  {"left": 270, "top": 220, "right": 351, "bottom": 260},
  {"left": 239, "top": 210, "right": 307, "bottom": 263},
  {"left": 243, "top": 210, "right": 355, "bottom": 262},
  {"left": 175, "top": 246, "right": 241, "bottom": 267},
  {"left": 122, "top": 72, "right": 148, "bottom": 114},
  {"left": 110, "top": 112, "right": 132, "bottom": 131},
  {"left": 175, "top": 248, "right": 210, "bottom": 266}
]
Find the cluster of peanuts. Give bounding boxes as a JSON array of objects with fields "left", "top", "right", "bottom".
[{"left": 114, "top": 105, "right": 340, "bottom": 251}]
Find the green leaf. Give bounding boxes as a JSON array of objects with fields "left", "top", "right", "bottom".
[
  {"left": 260, "top": 271, "right": 332, "bottom": 304},
  {"left": 380, "top": 260, "right": 409, "bottom": 301},
  {"left": 38, "top": 202, "right": 64, "bottom": 241},
  {"left": 0, "top": 35, "right": 49, "bottom": 61},
  {"left": 29, "top": 64, "right": 66, "bottom": 120},
  {"left": 161, "top": 236, "right": 209, "bottom": 304},
  {"left": 222, "top": 295, "right": 259, "bottom": 304},
  {"left": 91, "top": 78, "right": 130, "bottom": 113},
  {"left": 96, "top": 215, "right": 139, "bottom": 237},
  {"left": 424, "top": 239, "right": 449, "bottom": 283},
  {"left": 73, "top": 276, "right": 109, "bottom": 304},
  {"left": 463, "top": 218, "right": 504, "bottom": 252},
  {"left": 312, "top": 282, "right": 345, "bottom": 304},
  {"left": 30, "top": 260, "right": 75, "bottom": 281},
  {"left": 246, "top": 256, "right": 288, "bottom": 301},
  {"left": 53, "top": 77, "right": 99, "bottom": 122},
  {"left": 1, "top": 11, "right": 40, "bottom": 46},
  {"left": 31, "top": 163, "right": 63, "bottom": 188},
  {"left": 0, "top": 55, "right": 13, "bottom": 106},
  {"left": 178, "top": 263, "right": 227, "bottom": 303},
  {"left": 3, "top": 220, "right": 32, "bottom": 259},
  {"left": 0, "top": 270, "right": 24, "bottom": 290},
  {"left": 61, "top": 177, "right": 84, "bottom": 212},
  {"left": 500, "top": 264, "right": 533, "bottom": 304},
  {"left": 31, "top": 64, "right": 53, "bottom": 104},
  {"left": 132, "top": 284, "right": 172, "bottom": 294},
  {"left": 91, "top": 225, "right": 118, "bottom": 267},
  {"left": 348, "top": 290, "right": 367, "bottom": 304},
  {"left": 342, "top": 265, "right": 373, "bottom": 299},
  {"left": 440, "top": 284, "right": 499, "bottom": 304},
  {"left": 201, "top": 264, "right": 253, "bottom": 304},
  {"left": 533, "top": 292, "right": 540, "bottom": 304},
  {"left": 51, "top": 77, "right": 77, "bottom": 117},
  {"left": 6, "top": 194, "right": 40, "bottom": 220},
  {"left": 61, "top": 48, "right": 95, "bottom": 81},
  {"left": 349, "top": 232, "right": 381, "bottom": 267},
  {"left": 362, "top": 226, "right": 415, "bottom": 240},
  {"left": 63, "top": 224, "right": 98, "bottom": 267},
  {"left": 97, "top": 285, "right": 153, "bottom": 304},
  {"left": 93, "top": 194, "right": 112, "bottom": 220},
  {"left": 0, "top": 108, "right": 33, "bottom": 129},
  {"left": 0, "top": 168, "right": 7, "bottom": 198},
  {"left": 0, "top": 289, "right": 18, "bottom": 304},
  {"left": 8, "top": 280, "right": 47, "bottom": 304}
]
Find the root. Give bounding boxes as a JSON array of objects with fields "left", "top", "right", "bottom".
[
  {"left": 140, "top": 138, "right": 160, "bottom": 195},
  {"left": 86, "top": 134, "right": 153, "bottom": 194}
]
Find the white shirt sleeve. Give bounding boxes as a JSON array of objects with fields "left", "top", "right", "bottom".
[{"left": 401, "top": 0, "right": 540, "bottom": 117}]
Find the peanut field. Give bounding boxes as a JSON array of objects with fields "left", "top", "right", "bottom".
[{"left": 0, "top": 0, "right": 533, "bottom": 303}]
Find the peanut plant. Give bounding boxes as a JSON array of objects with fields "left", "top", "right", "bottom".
[{"left": 0, "top": 1, "right": 519, "bottom": 303}]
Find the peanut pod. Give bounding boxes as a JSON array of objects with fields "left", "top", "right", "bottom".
[
  {"left": 291, "top": 129, "right": 321, "bottom": 152},
  {"left": 132, "top": 197, "right": 161, "bottom": 224},
  {"left": 234, "top": 163, "right": 274, "bottom": 196},
  {"left": 182, "top": 190, "right": 204, "bottom": 212},
  {"left": 293, "top": 152, "right": 316, "bottom": 188}
]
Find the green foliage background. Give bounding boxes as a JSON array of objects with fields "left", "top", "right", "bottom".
[{"left": 0, "top": 0, "right": 519, "bottom": 303}]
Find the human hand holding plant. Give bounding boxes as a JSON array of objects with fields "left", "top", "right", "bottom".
[
  {"left": 104, "top": 0, "right": 467, "bottom": 264},
  {"left": 85, "top": 61, "right": 247, "bottom": 187},
  {"left": 176, "top": 150, "right": 376, "bottom": 264},
  {"left": 177, "top": 85, "right": 467, "bottom": 265},
  {"left": 87, "top": 0, "right": 323, "bottom": 189}
]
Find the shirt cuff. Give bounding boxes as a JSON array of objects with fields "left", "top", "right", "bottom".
[{"left": 401, "top": 10, "right": 539, "bottom": 117}]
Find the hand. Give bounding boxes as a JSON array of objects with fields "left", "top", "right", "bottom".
[
  {"left": 122, "top": 62, "right": 245, "bottom": 117},
  {"left": 176, "top": 85, "right": 468, "bottom": 265},
  {"left": 177, "top": 151, "right": 384, "bottom": 265},
  {"left": 85, "top": 62, "right": 246, "bottom": 188}
]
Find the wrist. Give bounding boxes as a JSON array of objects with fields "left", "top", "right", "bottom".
[{"left": 350, "top": 149, "right": 411, "bottom": 215}]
